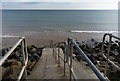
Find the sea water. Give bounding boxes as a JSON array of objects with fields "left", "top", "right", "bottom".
[{"left": 2, "top": 10, "right": 118, "bottom": 37}]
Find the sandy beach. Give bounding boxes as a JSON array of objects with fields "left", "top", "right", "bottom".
[{"left": 2, "top": 31, "right": 105, "bottom": 48}]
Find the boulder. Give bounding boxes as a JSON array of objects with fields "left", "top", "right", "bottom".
[{"left": 2, "top": 60, "right": 22, "bottom": 79}]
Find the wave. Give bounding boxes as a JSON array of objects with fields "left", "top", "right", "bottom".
[
  {"left": 1, "top": 34, "right": 19, "bottom": 37},
  {"left": 71, "top": 30, "right": 119, "bottom": 33},
  {"left": 1, "top": 30, "right": 119, "bottom": 38}
]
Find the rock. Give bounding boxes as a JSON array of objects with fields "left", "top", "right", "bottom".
[
  {"left": 2, "top": 48, "right": 10, "bottom": 56},
  {"left": 2, "top": 60, "right": 22, "bottom": 79},
  {"left": 82, "top": 41, "right": 84, "bottom": 43},
  {"left": 2, "top": 49, "right": 6, "bottom": 56},
  {"left": 6, "top": 48, "right": 9, "bottom": 52},
  {"left": 7, "top": 52, "right": 19, "bottom": 60},
  {"left": 75, "top": 55, "right": 81, "bottom": 62},
  {"left": 32, "top": 48, "right": 37, "bottom": 52},
  {"left": 60, "top": 45, "right": 64, "bottom": 50},
  {"left": 99, "top": 67, "right": 104, "bottom": 73},
  {"left": 95, "top": 42, "right": 98, "bottom": 45},
  {"left": 27, "top": 45, "right": 38, "bottom": 53},
  {"left": 14, "top": 45, "right": 21, "bottom": 52},
  {"left": 28, "top": 54, "right": 32, "bottom": 58},
  {"left": 31, "top": 45, "right": 37, "bottom": 49},
  {"left": 1, "top": 45, "right": 43, "bottom": 79},
  {"left": 94, "top": 48, "right": 100, "bottom": 53},
  {"left": 36, "top": 47, "right": 43, "bottom": 57},
  {"left": 98, "top": 56, "right": 106, "bottom": 61},
  {"left": 27, "top": 71, "right": 31, "bottom": 75},
  {"left": 2, "top": 67, "right": 13, "bottom": 79},
  {"left": 115, "top": 40, "right": 119, "bottom": 43},
  {"left": 30, "top": 57, "right": 35, "bottom": 63},
  {"left": 118, "top": 42, "right": 120, "bottom": 46},
  {"left": 9, "top": 65, "right": 22, "bottom": 79},
  {"left": 33, "top": 54, "right": 39, "bottom": 60},
  {"left": 8, "top": 60, "right": 22, "bottom": 66},
  {"left": 27, "top": 61, "right": 36, "bottom": 71},
  {"left": 87, "top": 55, "right": 97, "bottom": 65},
  {"left": 108, "top": 70, "right": 120, "bottom": 80},
  {"left": 2, "top": 61, "right": 13, "bottom": 68},
  {"left": 111, "top": 43, "right": 118, "bottom": 51},
  {"left": 72, "top": 54, "right": 76, "bottom": 59},
  {"left": 91, "top": 39, "right": 95, "bottom": 42}
]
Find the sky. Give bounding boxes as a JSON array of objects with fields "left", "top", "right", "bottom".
[{"left": 1, "top": 0, "right": 120, "bottom": 10}]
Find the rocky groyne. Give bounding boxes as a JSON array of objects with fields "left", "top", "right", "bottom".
[
  {"left": 60, "top": 39, "right": 120, "bottom": 81},
  {"left": 2, "top": 45, "right": 44, "bottom": 80}
]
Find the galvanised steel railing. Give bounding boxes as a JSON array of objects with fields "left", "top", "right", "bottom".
[
  {"left": 101, "top": 33, "right": 120, "bottom": 77},
  {"left": 51, "top": 38, "right": 107, "bottom": 81},
  {"left": 0, "top": 37, "right": 28, "bottom": 81},
  {"left": 52, "top": 41, "right": 78, "bottom": 81}
]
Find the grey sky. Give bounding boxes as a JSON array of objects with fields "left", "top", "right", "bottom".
[
  {"left": 1, "top": 0, "right": 119, "bottom": 2},
  {"left": 1, "top": 0, "right": 120, "bottom": 10}
]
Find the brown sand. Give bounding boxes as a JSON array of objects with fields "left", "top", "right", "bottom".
[{"left": 2, "top": 32, "right": 104, "bottom": 48}]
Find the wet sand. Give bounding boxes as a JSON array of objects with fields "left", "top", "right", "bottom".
[{"left": 2, "top": 31, "right": 104, "bottom": 48}]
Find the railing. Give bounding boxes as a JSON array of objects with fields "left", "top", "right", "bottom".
[
  {"left": 51, "top": 38, "right": 107, "bottom": 81},
  {"left": 101, "top": 33, "right": 120, "bottom": 77},
  {"left": 52, "top": 41, "right": 67, "bottom": 75},
  {"left": 0, "top": 37, "right": 28, "bottom": 81},
  {"left": 52, "top": 41, "right": 77, "bottom": 81},
  {"left": 2, "top": 33, "right": 118, "bottom": 81}
]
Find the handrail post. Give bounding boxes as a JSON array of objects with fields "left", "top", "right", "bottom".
[
  {"left": 18, "top": 38, "right": 28, "bottom": 81},
  {"left": 104, "top": 35, "right": 112, "bottom": 77},
  {"left": 21, "top": 40, "right": 25, "bottom": 66},
  {"left": 50, "top": 40, "right": 53, "bottom": 48},
  {"left": 68, "top": 38, "right": 73, "bottom": 81},
  {"left": 63, "top": 41, "right": 67, "bottom": 76},
  {"left": 55, "top": 46, "right": 57, "bottom": 60},
  {"left": 66, "top": 42, "right": 69, "bottom": 63},
  {"left": 21, "top": 39, "right": 28, "bottom": 80},
  {"left": 57, "top": 44, "right": 60, "bottom": 67},
  {"left": 64, "top": 43, "right": 66, "bottom": 76},
  {"left": 53, "top": 45, "right": 55, "bottom": 56},
  {"left": 24, "top": 39, "right": 28, "bottom": 79}
]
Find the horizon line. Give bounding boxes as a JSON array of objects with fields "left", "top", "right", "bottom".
[{"left": 1, "top": 9, "right": 118, "bottom": 10}]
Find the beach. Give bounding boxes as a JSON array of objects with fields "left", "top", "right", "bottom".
[{"left": 2, "top": 31, "right": 105, "bottom": 48}]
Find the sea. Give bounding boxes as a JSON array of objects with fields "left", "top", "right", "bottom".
[{"left": 1, "top": 10, "right": 118, "bottom": 37}]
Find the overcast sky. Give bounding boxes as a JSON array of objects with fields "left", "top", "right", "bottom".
[{"left": 1, "top": 0, "right": 120, "bottom": 10}]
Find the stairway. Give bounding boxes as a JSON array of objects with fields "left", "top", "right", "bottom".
[{"left": 27, "top": 47, "right": 99, "bottom": 80}]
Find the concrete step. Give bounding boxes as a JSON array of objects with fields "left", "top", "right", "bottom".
[{"left": 27, "top": 47, "right": 99, "bottom": 80}]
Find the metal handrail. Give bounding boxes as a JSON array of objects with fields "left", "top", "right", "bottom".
[
  {"left": 101, "top": 33, "right": 120, "bottom": 77},
  {"left": 52, "top": 41, "right": 76, "bottom": 80},
  {"left": 71, "top": 38, "right": 107, "bottom": 81},
  {"left": 0, "top": 37, "right": 28, "bottom": 81},
  {"left": 52, "top": 38, "right": 107, "bottom": 81}
]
